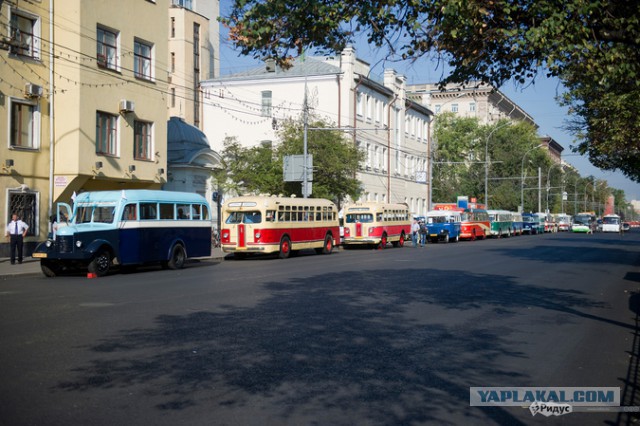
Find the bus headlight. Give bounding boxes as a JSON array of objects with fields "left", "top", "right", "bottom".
[
  {"left": 255, "top": 231, "right": 261, "bottom": 240},
  {"left": 76, "top": 240, "right": 83, "bottom": 248},
  {"left": 45, "top": 240, "right": 52, "bottom": 248}
]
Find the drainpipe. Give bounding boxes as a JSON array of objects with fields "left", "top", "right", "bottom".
[
  {"left": 387, "top": 94, "right": 398, "bottom": 202},
  {"left": 48, "top": 0, "right": 55, "bottom": 217}
]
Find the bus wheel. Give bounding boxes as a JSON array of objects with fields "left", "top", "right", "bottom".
[
  {"left": 279, "top": 236, "right": 291, "bottom": 259},
  {"left": 88, "top": 250, "right": 111, "bottom": 277},
  {"left": 453, "top": 234, "right": 459, "bottom": 242},
  {"left": 168, "top": 244, "right": 186, "bottom": 270},
  {"left": 443, "top": 233, "right": 450, "bottom": 243},
  {"left": 41, "top": 260, "right": 60, "bottom": 277},
  {"left": 322, "top": 235, "right": 333, "bottom": 254},
  {"left": 378, "top": 234, "right": 387, "bottom": 250}
]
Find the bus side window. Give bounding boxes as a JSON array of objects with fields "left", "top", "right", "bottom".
[
  {"left": 266, "top": 210, "right": 275, "bottom": 222},
  {"left": 160, "top": 203, "right": 174, "bottom": 220},
  {"left": 177, "top": 204, "right": 190, "bottom": 220},
  {"left": 140, "top": 203, "right": 157, "bottom": 220},
  {"left": 122, "top": 204, "right": 137, "bottom": 220}
]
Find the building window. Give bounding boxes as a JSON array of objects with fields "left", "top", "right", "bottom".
[
  {"left": 435, "top": 104, "right": 441, "bottom": 113},
  {"left": 8, "top": 191, "right": 37, "bottom": 237},
  {"left": 9, "top": 10, "right": 40, "bottom": 58},
  {"left": 469, "top": 102, "right": 476, "bottom": 112},
  {"left": 97, "top": 26, "right": 118, "bottom": 70},
  {"left": 170, "top": 18, "right": 175, "bottom": 38},
  {"left": 171, "top": 88, "right": 176, "bottom": 107},
  {"left": 96, "top": 111, "right": 118, "bottom": 156},
  {"left": 451, "top": 103, "right": 459, "bottom": 113},
  {"left": 134, "top": 121, "right": 152, "bottom": 160},
  {"left": 356, "top": 92, "right": 363, "bottom": 117},
  {"left": 170, "top": 52, "right": 175, "bottom": 73},
  {"left": 10, "top": 99, "right": 39, "bottom": 149},
  {"left": 261, "top": 91, "right": 272, "bottom": 117},
  {"left": 134, "top": 39, "right": 153, "bottom": 80}
]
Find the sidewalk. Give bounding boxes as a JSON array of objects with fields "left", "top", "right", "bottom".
[{"left": 0, "top": 247, "right": 227, "bottom": 279}]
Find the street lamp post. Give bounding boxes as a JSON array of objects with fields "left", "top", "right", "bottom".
[
  {"left": 520, "top": 144, "right": 545, "bottom": 212},
  {"left": 484, "top": 121, "right": 511, "bottom": 209},
  {"left": 546, "top": 162, "right": 564, "bottom": 214}
]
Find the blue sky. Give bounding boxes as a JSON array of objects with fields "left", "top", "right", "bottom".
[{"left": 217, "top": 4, "right": 640, "bottom": 202}]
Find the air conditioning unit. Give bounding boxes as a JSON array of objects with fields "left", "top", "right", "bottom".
[
  {"left": 119, "top": 99, "right": 135, "bottom": 113},
  {"left": 25, "top": 83, "right": 43, "bottom": 98}
]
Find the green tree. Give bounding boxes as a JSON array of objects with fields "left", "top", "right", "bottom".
[
  {"left": 276, "top": 117, "right": 364, "bottom": 207},
  {"left": 214, "top": 119, "right": 363, "bottom": 207},
  {"left": 222, "top": 0, "right": 640, "bottom": 182}
]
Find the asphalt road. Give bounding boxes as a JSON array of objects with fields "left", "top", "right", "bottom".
[{"left": 1, "top": 230, "right": 639, "bottom": 425}]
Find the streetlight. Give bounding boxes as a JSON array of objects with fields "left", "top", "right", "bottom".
[
  {"left": 484, "top": 121, "right": 511, "bottom": 209},
  {"left": 520, "top": 144, "right": 545, "bottom": 212},
  {"left": 546, "top": 162, "right": 564, "bottom": 213}
]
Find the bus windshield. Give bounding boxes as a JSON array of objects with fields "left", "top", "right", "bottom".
[
  {"left": 603, "top": 216, "right": 620, "bottom": 224},
  {"left": 225, "top": 211, "right": 262, "bottom": 224},
  {"left": 346, "top": 214, "right": 373, "bottom": 223}
]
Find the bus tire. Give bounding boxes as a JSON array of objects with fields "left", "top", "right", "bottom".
[
  {"left": 88, "top": 249, "right": 111, "bottom": 277},
  {"left": 279, "top": 236, "right": 291, "bottom": 259},
  {"left": 321, "top": 234, "right": 333, "bottom": 254},
  {"left": 167, "top": 244, "right": 186, "bottom": 270},
  {"left": 443, "top": 233, "right": 450, "bottom": 243},
  {"left": 453, "top": 234, "right": 459, "bottom": 242},
  {"left": 41, "top": 260, "right": 60, "bottom": 277},
  {"left": 378, "top": 233, "right": 387, "bottom": 250}
]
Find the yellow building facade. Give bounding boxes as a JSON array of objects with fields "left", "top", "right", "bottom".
[{"left": 1, "top": 0, "right": 170, "bottom": 255}]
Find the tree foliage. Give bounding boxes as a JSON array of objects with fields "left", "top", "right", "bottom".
[
  {"left": 432, "top": 115, "right": 548, "bottom": 211},
  {"left": 222, "top": 0, "right": 640, "bottom": 182},
  {"left": 214, "top": 118, "right": 363, "bottom": 207}
]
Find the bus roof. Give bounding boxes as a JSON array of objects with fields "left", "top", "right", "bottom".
[
  {"left": 74, "top": 190, "right": 207, "bottom": 204},
  {"left": 344, "top": 202, "right": 408, "bottom": 212},
  {"left": 224, "top": 195, "right": 337, "bottom": 208}
]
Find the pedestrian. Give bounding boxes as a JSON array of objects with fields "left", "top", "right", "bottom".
[
  {"left": 5, "top": 213, "right": 29, "bottom": 264},
  {"left": 419, "top": 220, "right": 427, "bottom": 247},
  {"left": 411, "top": 219, "right": 420, "bottom": 248}
]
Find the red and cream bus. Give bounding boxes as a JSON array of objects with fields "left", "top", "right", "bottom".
[
  {"left": 342, "top": 202, "right": 411, "bottom": 249},
  {"left": 460, "top": 208, "right": 491, "bottom": 241},
  {"left": 220, "top": 195, "right": 339, "bottom": 259}
]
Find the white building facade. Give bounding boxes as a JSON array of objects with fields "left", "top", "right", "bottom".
[{"left": 201, "top": 47, "right": 433, "bottom": 216}]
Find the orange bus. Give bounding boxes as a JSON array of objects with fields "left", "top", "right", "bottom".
[
  {"left": 342, "top": 202, "right": 411, "bottom": 249},
  {"left": 220, "top": 195, "right": 339, "bottom": 259}
]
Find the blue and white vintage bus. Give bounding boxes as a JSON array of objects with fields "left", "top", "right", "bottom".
[
  {"left": 511, "top": 212, "right": 524, "bottom": 236},
  {"left": 33, "top": 190, "right": 212, "bottom": 277}
]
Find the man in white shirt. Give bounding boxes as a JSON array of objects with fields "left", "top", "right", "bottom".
[{"left": 5, "top": 213, "right": 29, "bottom": 264}]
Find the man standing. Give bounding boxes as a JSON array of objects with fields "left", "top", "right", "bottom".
[
  {"left": 411, "top": 219, "right": 420, "bottom": 248},
  {"left": 5, "top": 213, "right": 29, "bottom": 264}
]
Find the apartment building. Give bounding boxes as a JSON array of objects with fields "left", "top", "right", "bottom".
[
  {"left": 1, "top": 0, "right": 170, "bottom": 256},
  {"left": 201, "top": 47, "right": 434, "bottom": 216}
]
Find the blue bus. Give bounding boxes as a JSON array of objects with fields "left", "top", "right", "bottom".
[
  {"left": 425, "top": 210, "right": 462, "bottom": 243},
  {"left": 522, "top": 213, "right": 545, "bottom": 234},
  {"left": 33, "top": 190, "right": 212, "bottom": 277}
]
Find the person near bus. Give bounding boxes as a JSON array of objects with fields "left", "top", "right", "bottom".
[
  {"left": 419, "top": 220, "right": 427, "bottom": 247},
  {"left": 5, "top": 213, "right": 29, "bottom": 264},
  {"left": 411, "top": 219, "right": 420, "bottom": 248}
]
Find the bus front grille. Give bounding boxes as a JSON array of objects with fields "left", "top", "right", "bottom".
[{"left": 57, "top": 236, "right": 74, "bottom": 253}]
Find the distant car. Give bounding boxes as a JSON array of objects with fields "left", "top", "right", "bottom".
[{"left": 623, "top": 222, "right": 631, "bottom": 232}]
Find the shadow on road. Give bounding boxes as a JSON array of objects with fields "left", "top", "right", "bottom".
[{"left": 52, "top": 265, "right": 624, "bottom": 425}]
